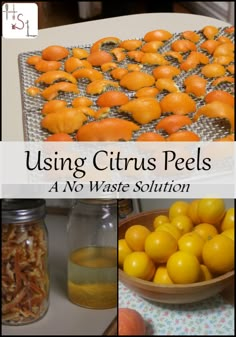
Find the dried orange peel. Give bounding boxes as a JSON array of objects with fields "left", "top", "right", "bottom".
[
  {"left": 97, "top": 91, "right": 129, "bottom": 107},
  {"left": 35, "top": 71, "right": 77, "bottom": 84},
  {"left": 76, "top": 118, "right": 139, "bottom": 141},
  {"left": 194, "top": 101, "right": 234, "bottom": 132},
  {"left": 41, "top": 108, "right": 87, "bottom": 134},
  {"left": 212, "top": 76, "right": 234, "bottom": 86},
  {"left": 181, "top": 31, "right": 200, "bottom": 43},
  {"left": 160, "top": 92, "right": 196, "bottom": 115},
  {"left": 72, "top": 48, "right": 89, "bottom": 59},
  {"left": 120, "top": 71, "right": 155, "bottom": 90},
  {"left": 119, "top": 39, "right": 143, "bottom": 51},
  {"left": 42, "top": 100, "right": 67, "bottom": 114},
  {"left": 153, "top": 65, "right": 180, "bottom": 79},
  {"left": 136, "top": 132, "right": 165, "bottom": 141},
  {"left": 167, "top": 130, "right": 200, "bottom": 141},
  {"left": 26, "top": 87, "right": 41, "bottom": 96},
  {"left": 141, "top": 53, "right": 169, "bottom": 65},
  {"left": 135, "top": 87, "right": 159, "bottom": 98},
  {"left": 86, "top": 79, "right": 119, "bottom": 95},
  {"left": 72, "top": 97, "right": 93, "bottom": 107},
  {"left": 87, "top": 50, "right": 113, "bottom": 66},
  {"left": 171, "top": 40, "right": 197, "bottom": 53},
  {"left": 204, "top": 90, "right": 234, "bottom": 107},
  {"left": 141, "top": 41, "right": 164, "bottom": 53},
  {"left": 120, "top": 97, "right": 161, "bottom": 124},
  {"left": 156, "top": 115, "right": 192, "bottom": 134},
  {"left": 90, "top": 36, "right": 121, "bottom": 53},
  {"left": 201, "top": 63, "right": 226, "bottom": 78},
  {"left": 64, "top": 57, "right": 92, "bottom": 73},
  {"left": 72, "top": 68, "right": 104, "bottom": 81},
  {"left": 110, "top": 68, "right": 128, "bottom": 80},
  {"left": 42, "top": 45, "right": 69, "bottom": 61},
  {"left": 34, "top": 60, "right": 62, "bottom": 72},
  {"left": 202, "top": 26, "right": 219, "bottom": 40},
  {"left": 144, "top": 29, "right": 173, "bottom": 42},
  {"left": 127, "top": 51, "right": 145, "bottom": 62},
  {"left": 110, "top": 48, "right": 126, "bottom": 62},
  {"left": 155, "top": 78, "right": 179, "bottom": 93},
  {"left": 41, "top": 82, "right": 79, "bottom": 100},
  {"left": 27, "top": 55, "right": 42, "bottom": 65},
  {"left": 184, "top": 75, "right": 207, "bottom": 97}
]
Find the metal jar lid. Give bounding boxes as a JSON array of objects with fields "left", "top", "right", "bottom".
[{"left": 2, "top": 199, "right": 46, "bottom": 224}]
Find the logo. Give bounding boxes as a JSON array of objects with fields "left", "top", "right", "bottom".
[{"left": 2, "top": 2, "right": 38, "bottom": 39}]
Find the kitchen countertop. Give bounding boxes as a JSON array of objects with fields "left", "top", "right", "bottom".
[
  {"left": 2, "top": 214, "right": 117, "bottom": 336},
  {"left": 119, "top": 281, "right": 234, "bottom": 335},
  {"left": 2, "top": 12, "right": 231, "bottom": 141}
]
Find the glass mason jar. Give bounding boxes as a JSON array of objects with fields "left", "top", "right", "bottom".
[
  {"left": 67, "top": 199, "right": 117, "bottom": 309},
  {"left": 2, "top": 199, "right": 49, "bottom": 325}
]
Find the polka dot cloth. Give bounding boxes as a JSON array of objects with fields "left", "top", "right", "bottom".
[{"left": 119, "top": 282, "right": 234, "bottom": 335}]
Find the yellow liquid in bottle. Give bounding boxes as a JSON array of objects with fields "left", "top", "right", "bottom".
[{"left": 68, "top": 246, "right": 117, "bottom": 309}]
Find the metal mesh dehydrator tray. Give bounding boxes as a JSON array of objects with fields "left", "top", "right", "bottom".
[{"left": 18, "top": 27, "right": 234, "bottom": 141}]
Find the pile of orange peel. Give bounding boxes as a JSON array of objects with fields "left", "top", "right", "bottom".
[{"left": 25, "top": 25, "right": 234, "bottom": 142}]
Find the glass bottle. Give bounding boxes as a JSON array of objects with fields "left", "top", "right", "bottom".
[
  {"left": 2, "top": 199, "right": 49, "bottom": 325},
  {"left": 67, "top": 199, "right": 117, "bottom": 309}
]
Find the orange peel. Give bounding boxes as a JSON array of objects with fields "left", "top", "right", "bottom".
[
  {"left": 120, "top": 71, "right": 155, "bottom": 90},
  {"left": 155, "top": 78, "right": 179, "bottom": 93},
  {"left": 184, "top": 75, "right": 207, "bottom": 97},
  {"left": 212, "top": 76, "right": 234, "bottom": 86},
  {"left": 140, "top": 53, "right": 169, "bottom": 65},
  {"left": 64, "top": 57, "right": 92, "bottom": 73},
  {"left": 34, "top": 60, "right": 62, "bottom": 72},
  {"left": 202, "top": 26, "right": 219, "bottom": 39},
  {"left": 35, "top": 70, "right": 77, "bottom": 84},
  {"left": 76, "top": 118, "right": 139, "bottom": 141},
  {"left": 180, "top": 51, "right": 209, "bottom": 71},
  {"left": 86, "top": 79, "right": 119, "bottom": 95},
  {"left": 41, "top": 108, "right": 87, "bottom": 134},
  {"left": 120, "top": 97, "right": 161, "bottom": 124},
  {"left": 27, "top": 55, "right": 42, "bottom": 65},
  {"left": 200, "top": 40, "right": 221, "bottom": 54},
  {"left": 119, "top": 39, "right": 142, "bottom": 51},
  {"left": 135, "top": 87, "right": 159, "bottom": 98},
  {"left": 42, "top": 45, "right": 69, "bottom": 61},
  {"left": 226, "top": 64, "right": 234, "bottom": 74},
  {"left": 167, "top": 130, "right": 200, "bottom": 141},
  {"left": 213, "top": 43, "right": 234, "bottom": 57},
  {"left": 42, "top": 100, "right": 67, "bottom": 114},
  {"left": 72, "top": 48, "right": 89, "bottom": 59},
  {"left": 171, "top": 40, "right": 197, "bottom": 53},
  {"left": 74, "top": 106, "right": 96, "bottom": 117},
  {"left": 87, "top": 50, "right": 113, "bottom": 66},
  {"left": 136, "top": 132, "right": 165, "bottom": 141},
  {"left": 26, "top": 87, "right": 41, "bottom": 96},
  {"left": 127, "top": 51, "right": 144, "bottom": 62},
  {"left": 144, "top": 29, "right": 173, "bottom": 42},
  {"left": 204, "top": 90, "right": 234, "bottom": 107},
  {"left": 97, "top": 91, "right": 129, "bottom": 107},
  {"left": 101, "top": 62, "right": 117, "bottom": 72},
  {"left": 181, "top": 31, "right": 200, "bottom": 43},
  {"left": 110, "top": 47, "right": 126, "bottom": 62},
  {"left": 163, "top": 51, "right": 183, "bottom": 63},
  {"left": 72, "top": 97, "right": 93, "bottom": 107},
  {"left": 160, "top": 92, "right": 196, "bottom": 115},
  {"left": 201, "top": 63, "right": 226, "bottom": 78},
  {"left": 94, "top": 107, "right": 111, "bottom": 119},
  {"left": 127, "top": 64, "right": 143, "bottom": 72},
  {"left": 41, "top": 82, "right": 79, "bottom": 100},
  {"left": 110, "top": 68, "right": 128, "bottom": 80},
  {"left": 213, "top": 55, "right": 234, "bottom": 65},
  {"left": 152, "top": 65, "right": 180, "bottom": 79},
  {"left": 225, "top": 26, "right": 234, "bottom": 34},
  {"left": 141, "top": 41, "right": 164, "bottom": 53},
  {"left": 194, "top": 101, "right": 234, "bottom": 132},
  {"left": 156, "top": 115, "right": 192, "bottom": 134},
  {"left": 72, "top": 68, "right": 104, "bottom": 81},
  {"left": 90, "top": 36, "right": 121, "bottom": 53}
]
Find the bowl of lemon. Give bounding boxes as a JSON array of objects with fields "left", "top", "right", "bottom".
[{"left": 119, "top": 199, "right": 234, "bottom": 304}]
